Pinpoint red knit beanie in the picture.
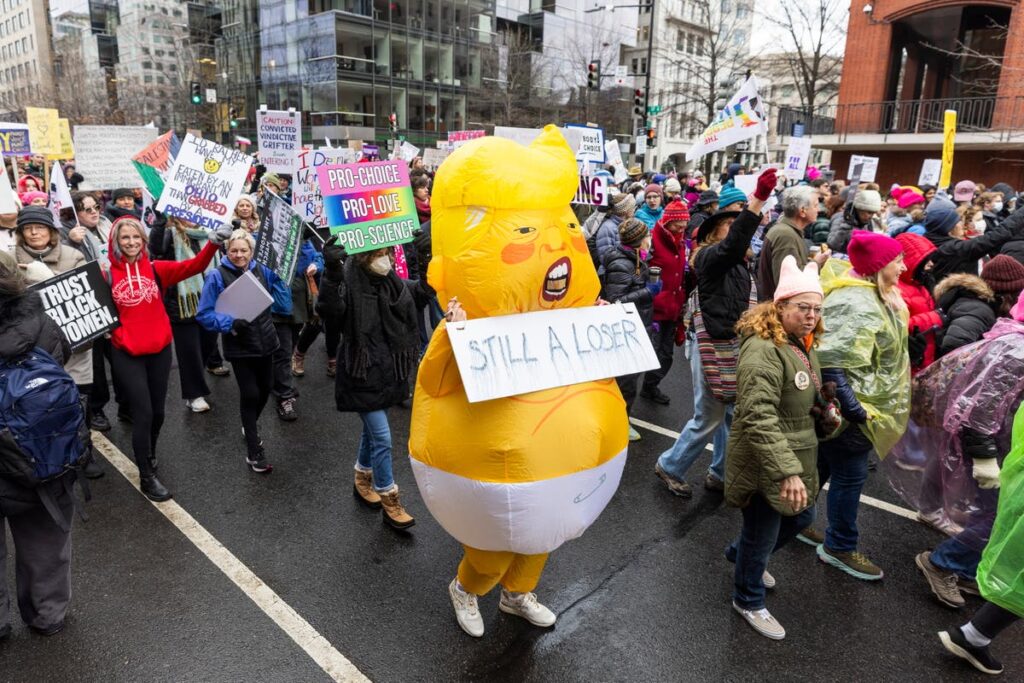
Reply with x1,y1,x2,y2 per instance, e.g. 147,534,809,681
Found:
848,230,903,276
981,254,1024,298
661,197,690,225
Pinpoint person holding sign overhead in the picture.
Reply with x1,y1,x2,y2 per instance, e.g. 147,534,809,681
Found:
105,216,231,501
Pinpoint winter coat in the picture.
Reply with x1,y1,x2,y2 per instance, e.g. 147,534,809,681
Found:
898,235,942,374
593,214,625,271
757,217,809,302
196,257,280,360
934,274,997,357
725,333,821,515
286,240,324,325
601,245,654,328
147,219,209,324
818,259,911,458
693,209,760,339
103,204,140,224
649,222,686,322
808,206,831,245
60,215,113,268
1000,232,1024,266
826,210,884,253
635,204,664,230
926,208,1023,280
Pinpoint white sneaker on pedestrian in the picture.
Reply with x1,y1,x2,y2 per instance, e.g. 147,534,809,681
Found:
732,601,786,640
186,397,211,413
449,579,484,638
917,509,963,536
628,426,642,442
499,589,557,627
762,569,776,590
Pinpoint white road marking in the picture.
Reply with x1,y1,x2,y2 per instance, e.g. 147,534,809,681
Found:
629,417,921,522
92,433,370,683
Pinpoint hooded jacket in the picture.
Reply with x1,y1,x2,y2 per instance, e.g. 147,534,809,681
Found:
106,228,219,356
934,274,997,357
635,203,664,230
895,234,942,373
649,219,686,322
926,206,1023,279
601,244,654,328
693,209,760,339
196,257,280,359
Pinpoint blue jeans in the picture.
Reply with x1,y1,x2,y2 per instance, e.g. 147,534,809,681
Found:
930,485,999,581
356,410,395,492
657,336,731,482
726,493,815,610
817,427,871,553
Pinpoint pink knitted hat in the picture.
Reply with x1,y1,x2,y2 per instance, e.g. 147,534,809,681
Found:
848,230,903,276
1011,288,1024,322
774,255,824,302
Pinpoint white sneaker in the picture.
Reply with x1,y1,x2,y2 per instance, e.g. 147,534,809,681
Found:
499,589,557,627
917,510,963,536
732,601,786,640
186,397,211,413
628,426,642,442
449,579,484,638
762,569,776,590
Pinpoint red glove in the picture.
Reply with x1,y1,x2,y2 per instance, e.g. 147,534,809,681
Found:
753,168,777,201
674,320,688,346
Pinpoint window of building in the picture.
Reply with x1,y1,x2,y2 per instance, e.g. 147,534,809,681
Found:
640,57,647,74
631,57,638,74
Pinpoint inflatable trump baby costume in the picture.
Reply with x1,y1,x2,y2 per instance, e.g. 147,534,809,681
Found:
409,125,630,637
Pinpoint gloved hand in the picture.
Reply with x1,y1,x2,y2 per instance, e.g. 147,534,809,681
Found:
231,318,250,334
323,235,347,273
646,280,663,296
21,261,54,285
753,168,778,201
972,458,1001,489
907,331,927,366
210,223,235,245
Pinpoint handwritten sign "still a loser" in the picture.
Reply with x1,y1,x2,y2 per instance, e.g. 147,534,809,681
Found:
447,303,659,403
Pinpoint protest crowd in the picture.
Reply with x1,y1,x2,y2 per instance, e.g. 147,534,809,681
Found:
2,111,1024,679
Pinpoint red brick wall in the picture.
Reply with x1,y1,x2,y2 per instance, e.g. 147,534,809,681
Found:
830,149,1024,191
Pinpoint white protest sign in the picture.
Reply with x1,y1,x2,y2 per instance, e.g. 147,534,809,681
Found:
256,109,302,174
604,140,628,183
635,135,647,157
74,125,159,189
783,137,813,180
574,173,609,206
564,124,605,163
446,303,659,403
422,147,449,171
919,159,942,187
492,127,541,147
0,160,16,214
847,155,879,183
398,141,420,162
48,161,76,226
214,270,273,322
733,169,778,213
292,147,356,229
157,134,253,230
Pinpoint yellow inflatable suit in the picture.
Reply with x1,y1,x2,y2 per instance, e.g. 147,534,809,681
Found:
409,125,629,602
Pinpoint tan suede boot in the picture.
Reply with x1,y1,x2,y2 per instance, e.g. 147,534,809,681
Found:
353,470,381,509
379,486,415,529
291,350,305,377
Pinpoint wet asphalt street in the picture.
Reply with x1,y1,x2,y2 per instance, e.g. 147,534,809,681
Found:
2,338,1021,682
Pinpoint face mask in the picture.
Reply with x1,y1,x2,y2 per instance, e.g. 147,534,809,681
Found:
974,219,987,231
993,201,1003,213
640,249,650,261
367,255,391,276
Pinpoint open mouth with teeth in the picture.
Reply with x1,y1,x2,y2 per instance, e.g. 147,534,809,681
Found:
542,257,571,302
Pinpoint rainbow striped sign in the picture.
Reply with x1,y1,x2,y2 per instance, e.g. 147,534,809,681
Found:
316,160,418,254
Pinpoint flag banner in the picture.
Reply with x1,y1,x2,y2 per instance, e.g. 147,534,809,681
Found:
49,161,76,226
132,131,181,199
29,261,120,351
255,190,305,284
686,76,768,161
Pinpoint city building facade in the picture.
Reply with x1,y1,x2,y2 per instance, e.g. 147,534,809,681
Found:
0,0,57,116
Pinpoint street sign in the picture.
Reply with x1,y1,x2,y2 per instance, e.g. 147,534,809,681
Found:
614,65,628,86
636,135,647,156
647,105,662,114
205,88,217,104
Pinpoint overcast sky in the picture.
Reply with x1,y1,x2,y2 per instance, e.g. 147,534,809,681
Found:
749,0,850,55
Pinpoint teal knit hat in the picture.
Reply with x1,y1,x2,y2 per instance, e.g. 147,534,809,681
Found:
717,184,747,208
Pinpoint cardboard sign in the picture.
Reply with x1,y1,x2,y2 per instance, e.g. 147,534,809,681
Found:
0,123,31,156
317,160,418,254
783,137,813,180
574,173,609,206
919,159,942,187
29,261,120,351
75,125,159,189
157,134,253,230
256,190,305,284
256,109,302,174
564,124,605,163
47,119,75,161
293,148,358,229
635,135,647,157
493,126,541,148
421,147,449,171
398,141,421,162
132,130,181,199
214,270,273,323
604,140,628,183
447,303,660,403
846,155,879,183
26,107,61,156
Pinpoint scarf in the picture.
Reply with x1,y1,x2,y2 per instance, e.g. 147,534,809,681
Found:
342,258,420,381
172,227,215,318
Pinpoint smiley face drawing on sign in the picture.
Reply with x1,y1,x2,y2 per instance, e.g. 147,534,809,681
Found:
204,156,222,174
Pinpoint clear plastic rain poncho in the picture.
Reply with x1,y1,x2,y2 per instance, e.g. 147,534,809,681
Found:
978,401,1024,618
818,259,911,458
885,318,1024,553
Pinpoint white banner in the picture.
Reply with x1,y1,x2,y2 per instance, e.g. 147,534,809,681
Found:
421,147,449,171
783,137,813,180
573,172,609,207
48,161,75,226
398,141,421,162
493,126,541,147
156,134,253,231
847,155,879,183
74,125,159,189
292,147,357,230
918,159,942,187
256,109,301,174
686,76,768,161
0,159,16,214
447,303,659,403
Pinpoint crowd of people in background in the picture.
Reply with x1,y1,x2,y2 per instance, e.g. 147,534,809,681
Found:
2,146,1024,677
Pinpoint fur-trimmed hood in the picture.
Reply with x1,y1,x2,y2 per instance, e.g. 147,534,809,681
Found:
934,273,994,302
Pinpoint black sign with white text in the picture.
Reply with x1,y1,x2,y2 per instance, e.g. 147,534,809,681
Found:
29,261,120,351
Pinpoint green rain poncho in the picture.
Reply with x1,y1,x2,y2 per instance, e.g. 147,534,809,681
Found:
977,402,1024,618
817,259,911,458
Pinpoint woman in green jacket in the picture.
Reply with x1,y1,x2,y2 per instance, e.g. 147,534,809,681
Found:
724,255,827,641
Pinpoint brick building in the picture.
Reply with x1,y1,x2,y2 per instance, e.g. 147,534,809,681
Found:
816,0,1024,190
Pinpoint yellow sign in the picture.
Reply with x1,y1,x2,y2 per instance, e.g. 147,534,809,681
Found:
25,107,61,155
939,109,956,189
48,118,75,160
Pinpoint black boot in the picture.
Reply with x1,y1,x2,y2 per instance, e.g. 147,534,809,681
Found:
140,475,172,502
90,410,111,432
83,456,105,479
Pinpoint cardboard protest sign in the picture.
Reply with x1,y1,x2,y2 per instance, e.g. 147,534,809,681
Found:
564,124,606,163
919,159,942,187
256,109,302,174
574,172,609,206
132,130,181,199
214,270,273,323
493,127,541,147
0,123,31,156
448,130,486,143
48,119,75,161
26,108,61,156
292,148,358,229
29,261,120,351
446,303,660,403
48,161,76,226
421,147,449,171
317,160,418,254
686,76,768,161
398,141,420,162
157,134,253,230
846,155,879,183
256,191,305,283
604,140,628,183
0,161,17,214
74,125,159,189
940,110,957,189
783,137,813,180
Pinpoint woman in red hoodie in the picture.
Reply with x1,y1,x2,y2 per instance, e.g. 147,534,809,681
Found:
106,216,230,501
894,232,944,374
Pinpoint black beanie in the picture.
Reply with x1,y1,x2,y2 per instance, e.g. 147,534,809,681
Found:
16,206,56,231
112,188,135,202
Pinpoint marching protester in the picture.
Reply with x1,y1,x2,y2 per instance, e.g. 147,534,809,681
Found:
635,183,664,229
104,189,141,222
893,233,943,374
827,190,884,253
593,192,636,270
284,238,324,377
197,229,281,473
105,216,229,501
688,190,718,237
232,196,260,234
655,170,774,497
932,270,998,358
924,198,1022,280
757,185,827,300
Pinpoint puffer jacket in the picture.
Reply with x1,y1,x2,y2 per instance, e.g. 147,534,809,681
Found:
724,333,820,515
808,205,831,245
826,209,884,253
593,214,625,271
196,257,280,360
1000,232,1024,265
649,221,686,322
934,274,997,357
895,233,942,373
601,245,654,328
693,209,760,339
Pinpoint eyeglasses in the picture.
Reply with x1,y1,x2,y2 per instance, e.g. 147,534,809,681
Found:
790,303,823,316
81,205,99,213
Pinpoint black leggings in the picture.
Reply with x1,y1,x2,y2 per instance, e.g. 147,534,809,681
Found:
171,321,216,400
973,602,1020,639
296,317,341,360
110,345,172,477
232,357,274,453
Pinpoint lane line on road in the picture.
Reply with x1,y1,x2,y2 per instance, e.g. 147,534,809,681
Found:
629,417,920,523
92,433,370,683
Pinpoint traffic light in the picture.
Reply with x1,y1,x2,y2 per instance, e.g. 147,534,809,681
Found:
190,81,202,105
647,127,656,143
389,112,398,134
229,107,239,129
587,61,601,90
633,89,644,117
